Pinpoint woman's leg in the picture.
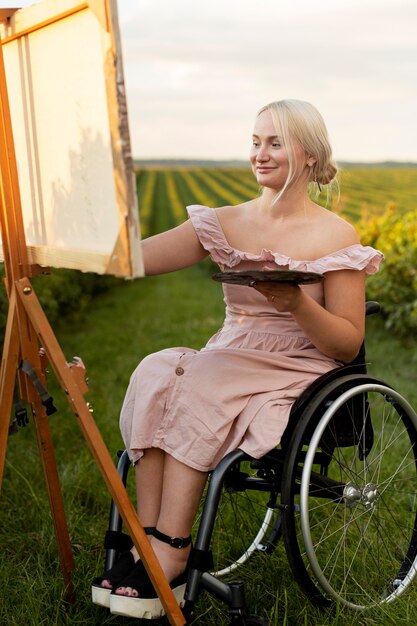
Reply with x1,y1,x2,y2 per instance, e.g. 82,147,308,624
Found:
129,448,165,560
116,453,208,597
151,453,208,579
100,447,165,589
136,448,165,521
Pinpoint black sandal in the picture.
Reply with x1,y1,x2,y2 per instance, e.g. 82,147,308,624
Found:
109,529,191,620
91,527,155,609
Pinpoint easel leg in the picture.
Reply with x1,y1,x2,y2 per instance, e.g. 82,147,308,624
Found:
0,291,19,489
0,291,76,600
16,278,186,626
30,395,76,602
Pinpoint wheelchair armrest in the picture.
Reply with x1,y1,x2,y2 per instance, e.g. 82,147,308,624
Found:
365,301,380,316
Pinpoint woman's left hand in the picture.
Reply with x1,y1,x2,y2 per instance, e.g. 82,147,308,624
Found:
250,281,302,312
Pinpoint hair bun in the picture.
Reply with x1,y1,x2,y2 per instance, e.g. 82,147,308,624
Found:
315,160,337,185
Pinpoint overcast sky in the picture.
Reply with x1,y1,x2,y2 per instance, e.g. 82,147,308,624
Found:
5,0,417,162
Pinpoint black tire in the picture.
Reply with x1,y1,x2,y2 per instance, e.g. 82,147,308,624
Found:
281,374,417,609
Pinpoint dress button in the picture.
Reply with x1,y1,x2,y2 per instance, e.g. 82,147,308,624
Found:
175,367,185,376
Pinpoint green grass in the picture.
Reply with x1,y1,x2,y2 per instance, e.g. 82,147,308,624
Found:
1,263,417,625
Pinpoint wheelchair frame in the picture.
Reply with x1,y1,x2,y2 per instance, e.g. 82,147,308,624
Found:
103,304,417,625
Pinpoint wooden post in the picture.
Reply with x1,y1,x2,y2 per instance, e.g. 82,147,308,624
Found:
0,290,19,486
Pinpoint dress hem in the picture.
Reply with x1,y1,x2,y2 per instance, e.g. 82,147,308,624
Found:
129,444,215,473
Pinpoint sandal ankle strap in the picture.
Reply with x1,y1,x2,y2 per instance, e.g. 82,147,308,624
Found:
103,527,154,553
153,528,192,549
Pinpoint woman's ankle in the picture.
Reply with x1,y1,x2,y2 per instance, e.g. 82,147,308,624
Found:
149,537,190,581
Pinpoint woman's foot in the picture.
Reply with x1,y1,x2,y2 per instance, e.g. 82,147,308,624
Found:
109,530,191,619
115,534,191,597
91,527,155,608
92,550,136,608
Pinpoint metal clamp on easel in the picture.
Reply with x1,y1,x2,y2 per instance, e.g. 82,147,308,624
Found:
19,359,57,416
8,388,28,436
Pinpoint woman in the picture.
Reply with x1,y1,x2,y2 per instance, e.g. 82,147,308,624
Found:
92,99,383,619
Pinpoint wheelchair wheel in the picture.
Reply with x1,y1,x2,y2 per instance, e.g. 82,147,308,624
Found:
282,374,417,610
195,456,282,577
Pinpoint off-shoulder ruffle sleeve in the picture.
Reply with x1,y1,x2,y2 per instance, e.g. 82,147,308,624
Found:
187,204,384,275
186,204,242,266
290,245,384,275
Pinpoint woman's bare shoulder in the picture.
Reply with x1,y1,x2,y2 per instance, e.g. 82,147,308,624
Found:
316,207,360,251
215,199,257,220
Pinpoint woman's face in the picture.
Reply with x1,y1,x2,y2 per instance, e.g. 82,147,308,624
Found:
249,109,308,191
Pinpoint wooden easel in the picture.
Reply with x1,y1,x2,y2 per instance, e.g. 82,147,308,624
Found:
0,34,186,626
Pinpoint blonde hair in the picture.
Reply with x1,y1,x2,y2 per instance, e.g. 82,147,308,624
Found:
257,99,338,201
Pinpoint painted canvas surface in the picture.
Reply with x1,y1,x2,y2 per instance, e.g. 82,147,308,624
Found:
0,0,143,277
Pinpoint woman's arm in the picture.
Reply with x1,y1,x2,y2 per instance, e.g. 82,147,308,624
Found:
292,269,365,362
254,269,366,363
142,220,209,275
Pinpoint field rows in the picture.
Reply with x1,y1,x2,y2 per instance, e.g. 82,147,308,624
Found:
136,167,417,237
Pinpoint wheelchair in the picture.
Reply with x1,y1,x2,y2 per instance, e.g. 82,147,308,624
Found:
103,302,417,625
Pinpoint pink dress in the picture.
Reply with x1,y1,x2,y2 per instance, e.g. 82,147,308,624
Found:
120,205,383,472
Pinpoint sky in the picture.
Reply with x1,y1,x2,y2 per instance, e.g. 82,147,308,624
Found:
4,0,417,162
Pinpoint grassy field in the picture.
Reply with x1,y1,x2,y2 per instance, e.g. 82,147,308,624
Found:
1,263,417,626
136,166,417,237
1,166,417,625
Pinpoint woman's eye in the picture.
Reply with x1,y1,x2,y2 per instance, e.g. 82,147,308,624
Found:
272,142,281,148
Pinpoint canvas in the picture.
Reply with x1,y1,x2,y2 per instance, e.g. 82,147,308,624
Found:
0,0,143,277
